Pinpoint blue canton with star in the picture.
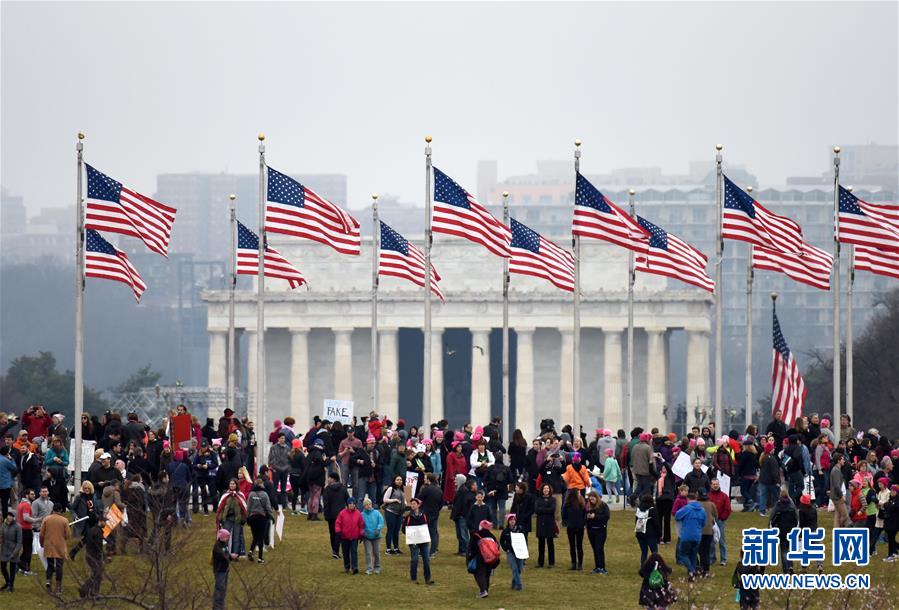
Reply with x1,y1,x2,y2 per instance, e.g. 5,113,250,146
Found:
237,221,260,250
433,168,471,209
636,216,668,250
85,164,122,203
380,222,409,255
267,167,306,208
724,175,756,218
510,218,541,253
85,229,117,254
575,173,612,212
773,310,792,359
838,186,864,215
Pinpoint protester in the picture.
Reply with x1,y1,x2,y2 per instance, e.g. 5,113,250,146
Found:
382,474,406,555
708,477,732,567
499,513,525,590
638,553,677,609
323,471,348,560
215,479,247,560
675,492,705,580
635,494,661,567
361,497,384,574
246,477,275,564
769,489,799,574
535,483,557,568
468,518,499,598
69,512,104,599
335,497,364,574
0,510,22,592
563,489,586,570
403,497,434,585
16,489,35,575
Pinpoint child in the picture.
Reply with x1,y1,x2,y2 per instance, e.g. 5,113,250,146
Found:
797,494,823,571
499,513,525,590
638,552,677,609
334,497,364,574
732,556,764,610
602,449,622,502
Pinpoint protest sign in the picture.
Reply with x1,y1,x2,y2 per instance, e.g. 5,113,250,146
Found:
172,413,193,450
276,510,285,541
103,504,125,538
403,471,418,504
323,399,353,425
68,440,96,472
716,472,731,496
511,532,529,559
405,524,431,545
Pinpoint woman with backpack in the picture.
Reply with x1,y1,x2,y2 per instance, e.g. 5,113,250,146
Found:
246,478,274,563
467,519,499,599
638,552,678,610
635,494,661,567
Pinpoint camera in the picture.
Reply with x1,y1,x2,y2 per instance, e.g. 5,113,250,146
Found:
539,418,556,435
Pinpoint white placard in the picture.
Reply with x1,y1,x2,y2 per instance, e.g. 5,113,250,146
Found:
671,452,693,480
67,440,96,472
405,524,431,545
324,399,353,425
510,532,529,559
716,472,731,496
275,510,285,541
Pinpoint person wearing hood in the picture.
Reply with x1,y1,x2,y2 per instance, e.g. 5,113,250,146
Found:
246,477,274,563
287,439,308,515
361,497,384,574
69,512,104,599
335,497,364,574
306,438,328,521
443,439,469,504
122,474,148,554
769,489,798,573
323,472,348,559
674,492,706,579
212,528,233,610
409,443,433,498
757,443,781,517
0,509,21,592
417,473,443,556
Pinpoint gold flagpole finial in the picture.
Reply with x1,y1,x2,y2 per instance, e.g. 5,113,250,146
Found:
424,135,432,143
77,132,85,140
771,292,778,302
258,133,266,142
833,145,841,154
371,193,379,200
715,143,723,151
574,139,582,147
628,189,636,196
229,194,236,201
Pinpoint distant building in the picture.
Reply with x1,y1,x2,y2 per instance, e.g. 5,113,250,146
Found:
476,155,896,413
1,188,26,235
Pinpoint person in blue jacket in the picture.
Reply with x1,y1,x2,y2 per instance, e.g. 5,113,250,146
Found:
361,497,385,574
674,492,706,580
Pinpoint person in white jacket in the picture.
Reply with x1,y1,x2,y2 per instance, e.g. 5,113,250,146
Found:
469,440,495,489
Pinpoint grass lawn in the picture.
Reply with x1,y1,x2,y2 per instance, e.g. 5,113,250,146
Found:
11,505,899,609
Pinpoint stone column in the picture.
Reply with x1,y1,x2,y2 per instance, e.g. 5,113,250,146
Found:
378,328,399,422
516,328,535,440
646,328,669,433
207,330,227,389
429,329,444,425
289,328,310,428
334,328,353,401
686,329,711,422
470,328,491,426
604,329,624,430
559,329,574,428
246,330,258,423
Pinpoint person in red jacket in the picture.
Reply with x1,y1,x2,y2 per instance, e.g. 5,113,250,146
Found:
848,480,868,524
21,406,52,440
335,497,364,574
708,478,732,566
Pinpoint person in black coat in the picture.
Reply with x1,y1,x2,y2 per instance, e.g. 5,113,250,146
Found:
525,440,542,492
510,482,535,538
634,494,661,567
451,479,475,555
769,491,798,573
69,512,105,599
322,472,348,559
417,474,444,556
534,484,557,568
563,490,586,570
585,491,610,573
467,521,498,598
465,489,494,535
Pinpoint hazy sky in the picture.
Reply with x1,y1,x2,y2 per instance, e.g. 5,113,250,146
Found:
2,1,896,213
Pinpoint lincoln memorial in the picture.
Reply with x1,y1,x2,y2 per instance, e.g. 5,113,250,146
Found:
204,235,712,439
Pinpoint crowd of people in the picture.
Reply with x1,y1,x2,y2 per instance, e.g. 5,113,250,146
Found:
0,403,896,608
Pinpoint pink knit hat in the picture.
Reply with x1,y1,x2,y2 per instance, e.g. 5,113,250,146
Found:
217,528,230,541
639,432,652,442
366,435,376,443
605,448,614,456
454,431,465,441
478,519,492,530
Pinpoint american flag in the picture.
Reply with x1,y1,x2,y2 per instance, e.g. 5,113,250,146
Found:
635,215,714,292
85,164,177,257
723,176,804,252
572,173,647,252
265,167,361,256
378,222,444,301
236,221,306,289
510,218,575,292
432,167,511,258
854,245,899,279
772,303,805,428
837,187,899,251
752,241,834,290
84,229,147,301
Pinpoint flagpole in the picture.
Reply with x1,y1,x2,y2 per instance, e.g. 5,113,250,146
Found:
626,189,636,435
745,186,754,431
832,146,841,430
422,135,433,430
371,193,380,415
257,133,267,464
573,139,581,435
73,132,85,490
501,191,510,443
845,186,854,424
228,193,237,417
714,143,724,432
